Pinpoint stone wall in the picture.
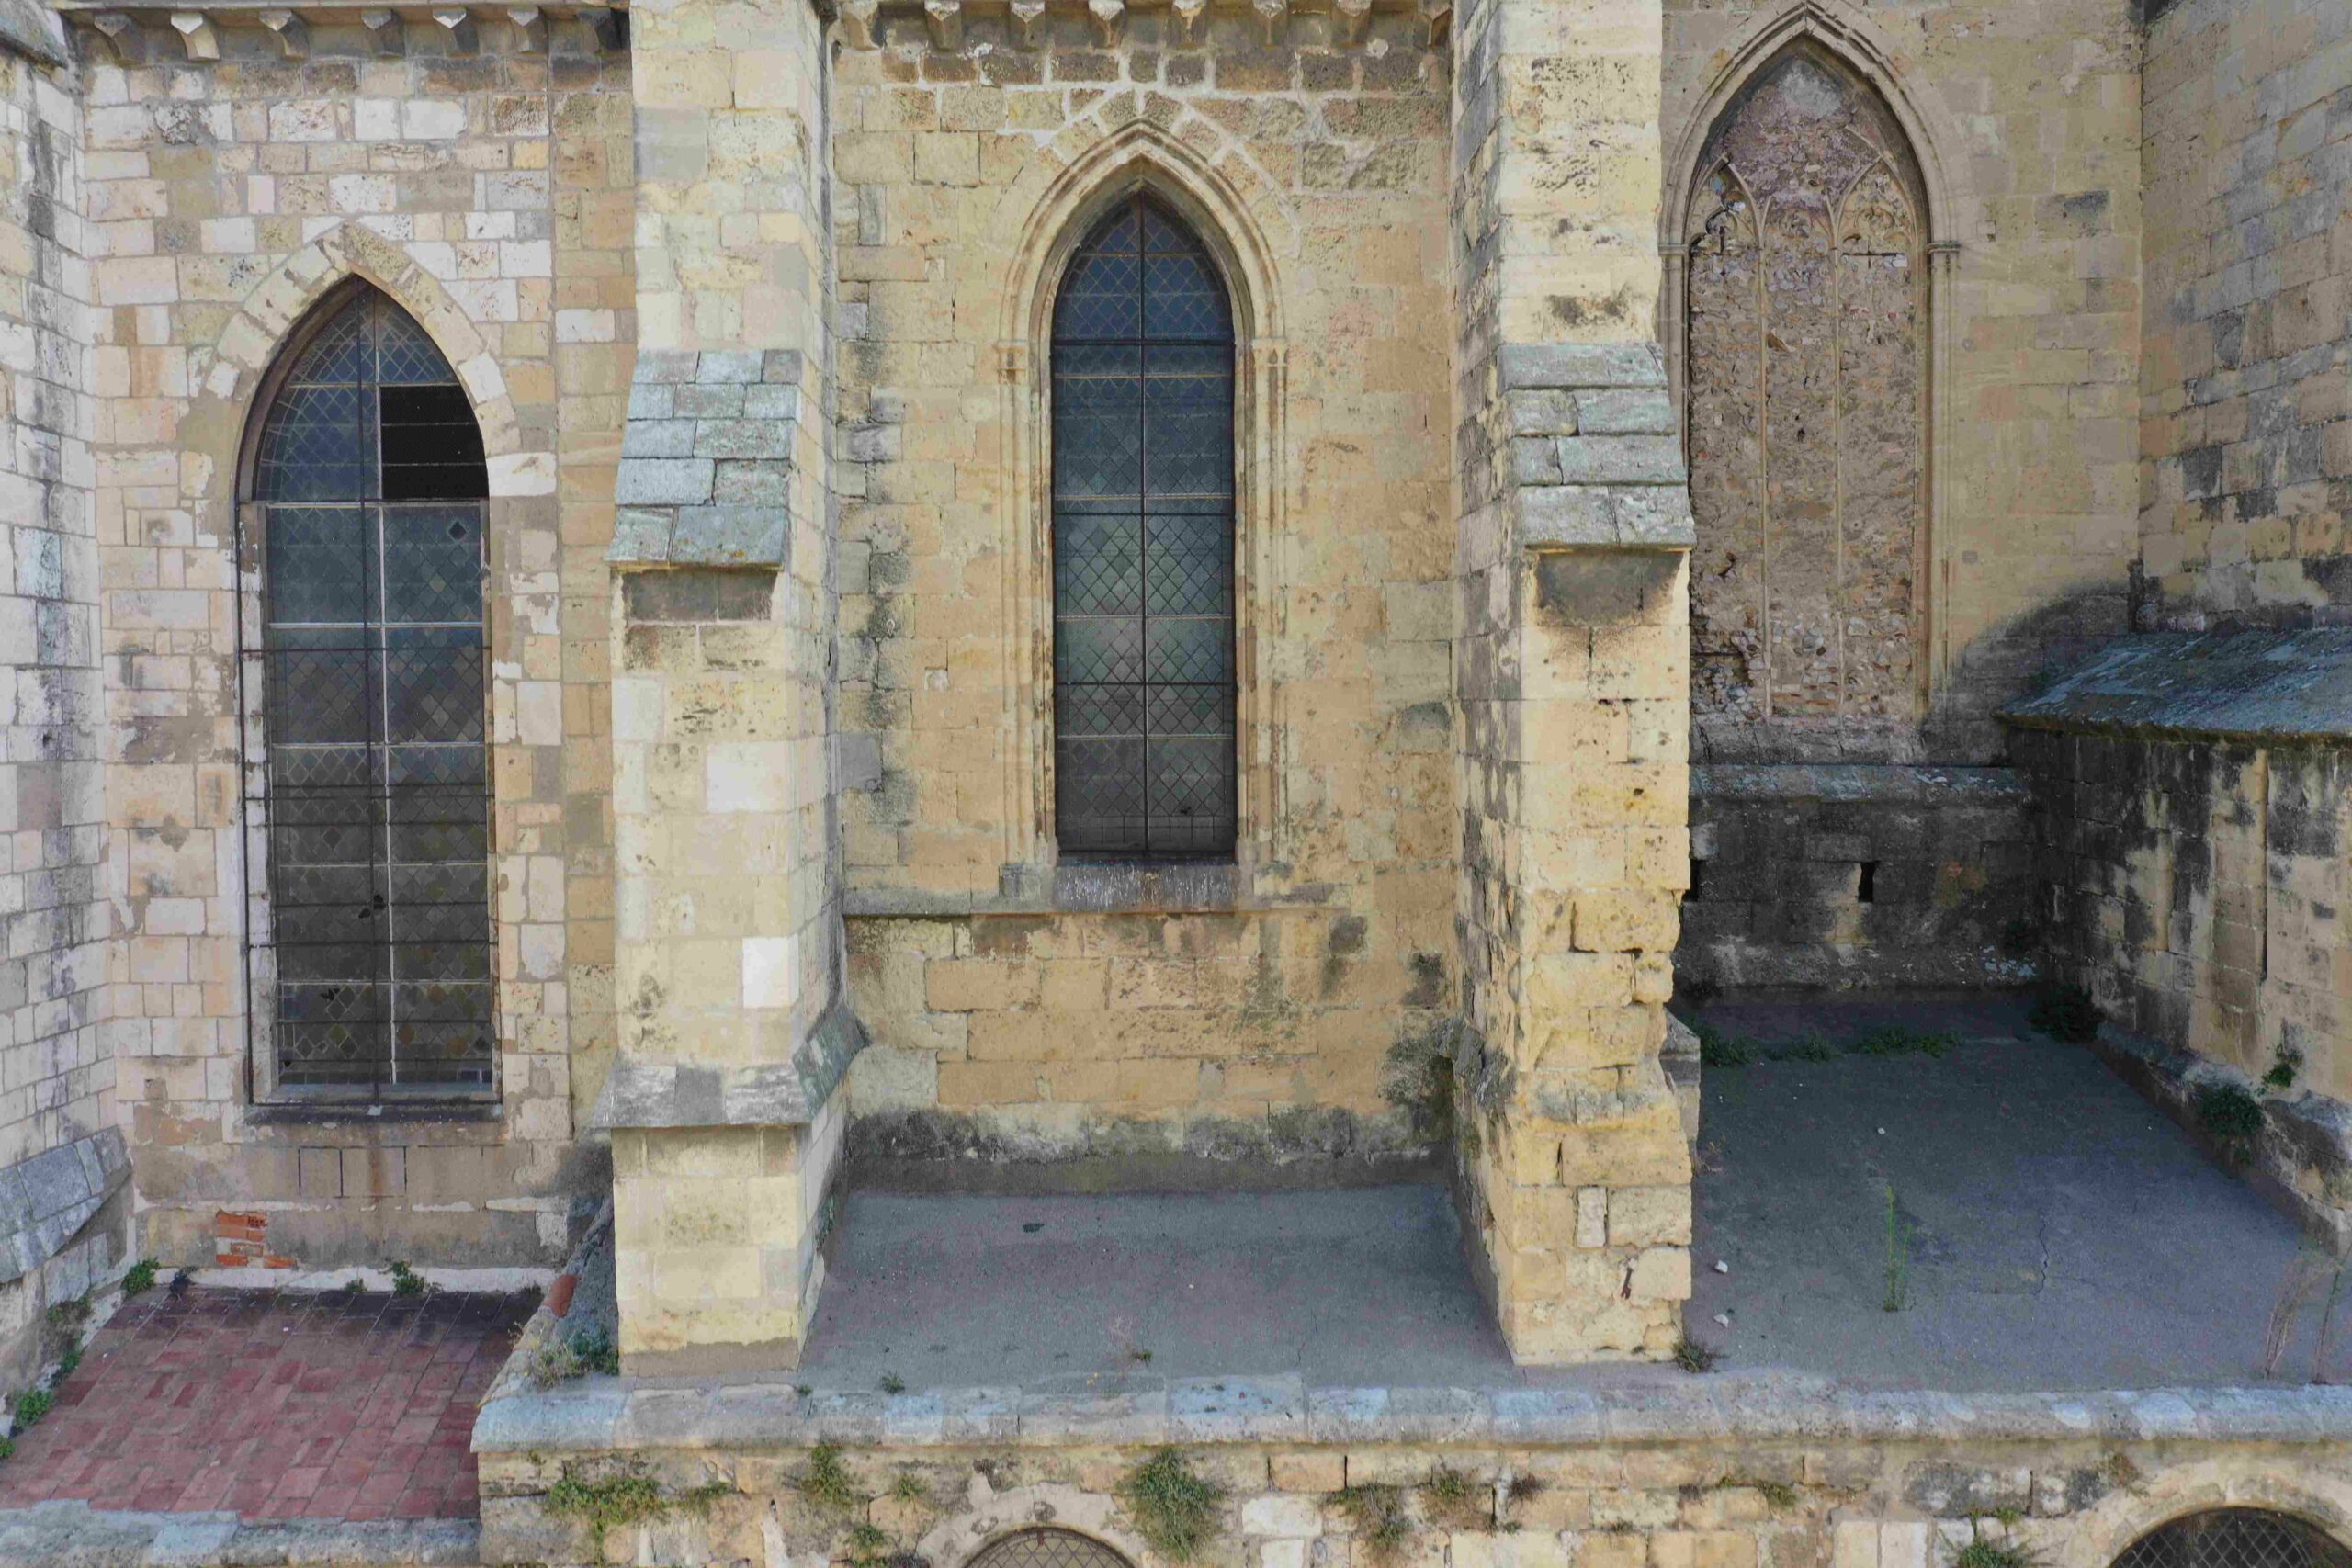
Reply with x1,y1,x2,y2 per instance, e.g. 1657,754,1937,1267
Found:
2007,629,2352,1249
2138,0,2352,626
475,1397,2352,1568
831,14,1460,1172
1680,766,2036,995
1657,0,2142,994
0,28,125,1388
74,9,635,1269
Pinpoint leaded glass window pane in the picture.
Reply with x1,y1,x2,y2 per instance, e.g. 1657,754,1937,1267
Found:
1052,195,1237,857
250,288,493,1097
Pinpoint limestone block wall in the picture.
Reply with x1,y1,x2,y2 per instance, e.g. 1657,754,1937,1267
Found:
1657,0,2143,994
2138,0,2352,626
477,1416,2352,1568
1680,766,2036,995
831,16,1460,1171
2007,629,2352,1249
74,10,636,1269
0,32,125,1386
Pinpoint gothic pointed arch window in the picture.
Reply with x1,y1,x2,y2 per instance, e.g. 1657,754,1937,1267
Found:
1683,45,1928,735
1050,191,1238,857
242,282,494,1099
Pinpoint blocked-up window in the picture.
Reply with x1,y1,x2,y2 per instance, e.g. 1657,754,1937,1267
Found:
1050,193,1238,857
1684,47,1928,728
244,285,493,1098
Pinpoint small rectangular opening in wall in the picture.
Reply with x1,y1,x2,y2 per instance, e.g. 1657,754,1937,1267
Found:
1857,862,1878,903
1688,859,1705,901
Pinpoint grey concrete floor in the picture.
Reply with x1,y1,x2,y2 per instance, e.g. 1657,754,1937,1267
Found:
789,1004,2346,1393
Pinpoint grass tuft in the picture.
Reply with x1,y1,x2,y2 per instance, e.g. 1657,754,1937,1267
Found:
1883,1185,1912,1313
879,1373,907,1394
1693,1021,1754,1068
2196,1083,2265,1160
1954,1540,2040,1568
802,1443,863,1513
526,1327,621,1390
1332,1484,1412,1565
1120,1449,1225,1562
388,1261,426,1298
1422,1465,1487,1529
547,1464,729,1554
889,1472,933,1506
12,1388,52,1430
2026,986,2100,1044
120,1258,159,1297
1851,1025,1953,1059
1671,1336,1718,1374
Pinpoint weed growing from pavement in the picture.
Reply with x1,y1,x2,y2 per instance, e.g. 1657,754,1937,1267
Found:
388,1261,426,1297
1883,1185,1912,1313
1672,1335,1718,1373
120,1258,159,1296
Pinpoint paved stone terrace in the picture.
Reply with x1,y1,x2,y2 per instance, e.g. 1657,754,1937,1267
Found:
0,1285,535,1522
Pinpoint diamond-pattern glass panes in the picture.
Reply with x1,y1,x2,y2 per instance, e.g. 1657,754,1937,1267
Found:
1051,194,1237,857
250,285,492,1099
2113,1514,2352,1568
970,1533,1136,1568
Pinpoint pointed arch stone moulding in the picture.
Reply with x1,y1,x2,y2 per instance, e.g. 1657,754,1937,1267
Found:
1660,2,1967,700
987,118,1295,890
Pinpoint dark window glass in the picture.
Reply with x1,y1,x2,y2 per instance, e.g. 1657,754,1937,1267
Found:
2113,1514,2352,1568
250,288,492,1097
1051,195,1236,857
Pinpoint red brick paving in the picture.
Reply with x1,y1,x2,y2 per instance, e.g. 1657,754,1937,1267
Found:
0,1284,536,1523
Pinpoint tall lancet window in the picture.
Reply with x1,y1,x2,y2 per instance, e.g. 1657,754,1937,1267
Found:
1051,193,1238,857
245,284,493,1097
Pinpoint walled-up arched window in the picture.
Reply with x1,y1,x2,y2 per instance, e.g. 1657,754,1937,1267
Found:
1050,192,1237,857
2113,1512,2352,1568
1684,46,1928,732
244,283,493,1098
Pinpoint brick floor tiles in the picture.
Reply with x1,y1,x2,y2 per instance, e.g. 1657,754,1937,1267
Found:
0,1284,537,1522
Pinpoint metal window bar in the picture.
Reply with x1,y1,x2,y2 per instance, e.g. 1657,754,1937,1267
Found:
2113,1515,2352,1568
1050,192,1238,857
237,289,495,1100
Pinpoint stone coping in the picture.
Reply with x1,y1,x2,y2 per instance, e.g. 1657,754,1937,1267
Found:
591,1001,865,1131
2002,627,2352,742
1691,763,2030,803
0,1502,475,1568
0,1128,130,1288
474,1374,2352,1455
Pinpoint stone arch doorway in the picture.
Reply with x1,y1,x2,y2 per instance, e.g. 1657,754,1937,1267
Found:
1681,42,1931,750
2112,1513,2352,1568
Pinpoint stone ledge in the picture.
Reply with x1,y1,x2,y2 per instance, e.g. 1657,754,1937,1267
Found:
1691,763,2032,805
843,863,1343,918
592,1000,866,1131
474,1374,2352,1455
0,1503,476,1568
2002,628,2352,743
